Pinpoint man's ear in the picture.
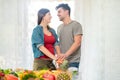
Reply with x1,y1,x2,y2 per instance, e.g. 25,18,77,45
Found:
66,10,69,15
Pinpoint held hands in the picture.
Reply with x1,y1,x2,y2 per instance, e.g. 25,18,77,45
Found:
56,53,68,64
55,54,69,70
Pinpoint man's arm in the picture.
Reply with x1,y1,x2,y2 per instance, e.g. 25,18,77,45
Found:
55,45,61,55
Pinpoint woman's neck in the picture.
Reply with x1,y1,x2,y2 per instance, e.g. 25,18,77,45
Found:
40,23,48,30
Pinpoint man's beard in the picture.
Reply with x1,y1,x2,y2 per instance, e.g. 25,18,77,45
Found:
59,17,64,21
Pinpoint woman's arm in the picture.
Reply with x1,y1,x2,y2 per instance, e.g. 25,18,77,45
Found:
39,45,57,60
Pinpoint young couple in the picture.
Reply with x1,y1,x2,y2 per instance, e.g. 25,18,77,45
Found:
31,3,83,70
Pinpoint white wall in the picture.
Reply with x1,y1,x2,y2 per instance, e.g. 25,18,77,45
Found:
104,0,120,80
0,0,32,69
75,0,120,80
0,0,18,68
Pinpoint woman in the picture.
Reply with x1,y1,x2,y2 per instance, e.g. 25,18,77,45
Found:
31,8,61,70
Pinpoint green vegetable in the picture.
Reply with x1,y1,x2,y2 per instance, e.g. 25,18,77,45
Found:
22,73,36,80
59,60,69,71
10,71,18,77
2,68,12,74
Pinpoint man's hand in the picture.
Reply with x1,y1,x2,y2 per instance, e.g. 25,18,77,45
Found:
57,53,68,62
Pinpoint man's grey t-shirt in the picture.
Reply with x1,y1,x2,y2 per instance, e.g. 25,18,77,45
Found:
57,20,83,63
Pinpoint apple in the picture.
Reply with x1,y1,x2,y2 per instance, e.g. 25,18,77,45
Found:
42,72,55,80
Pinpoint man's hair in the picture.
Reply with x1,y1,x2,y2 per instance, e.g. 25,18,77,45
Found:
56,3,71,16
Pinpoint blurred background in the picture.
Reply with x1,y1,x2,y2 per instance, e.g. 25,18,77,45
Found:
0,0,120,80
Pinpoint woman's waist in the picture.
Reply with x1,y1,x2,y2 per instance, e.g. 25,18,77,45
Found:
35,57,52,60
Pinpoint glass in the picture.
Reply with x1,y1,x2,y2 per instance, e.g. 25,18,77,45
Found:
68,67,79,80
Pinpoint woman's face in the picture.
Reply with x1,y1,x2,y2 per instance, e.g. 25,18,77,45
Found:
43,12,52,23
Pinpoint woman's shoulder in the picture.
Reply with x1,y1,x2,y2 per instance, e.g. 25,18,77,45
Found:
49,28,57,36
49,28,55,32
33,25,43,31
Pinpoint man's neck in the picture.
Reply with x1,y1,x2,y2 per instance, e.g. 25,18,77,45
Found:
63,16,72,25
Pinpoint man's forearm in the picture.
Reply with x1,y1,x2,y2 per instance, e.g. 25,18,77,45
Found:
55,45,61,55
65,42,81,57
65,34,82,57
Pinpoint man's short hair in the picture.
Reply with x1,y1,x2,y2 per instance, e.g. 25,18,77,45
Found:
56,3,71,16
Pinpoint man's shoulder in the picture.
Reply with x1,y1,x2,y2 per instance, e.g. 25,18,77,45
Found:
58,24,64,30
71,20,82,28
58,23,64,27
72,20,81,25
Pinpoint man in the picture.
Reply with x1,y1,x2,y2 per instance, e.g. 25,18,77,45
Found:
56,3,83,68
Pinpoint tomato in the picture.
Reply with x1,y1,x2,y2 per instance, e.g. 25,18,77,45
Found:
42,72,55,80
0,72,5,77
5,74,18,80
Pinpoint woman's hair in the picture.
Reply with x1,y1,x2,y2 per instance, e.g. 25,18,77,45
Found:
37,8,50,29
56,3,71,16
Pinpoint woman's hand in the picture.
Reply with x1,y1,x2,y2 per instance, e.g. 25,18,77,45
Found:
57,53,68,61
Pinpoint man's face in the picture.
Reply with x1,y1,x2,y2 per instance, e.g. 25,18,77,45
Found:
57,8,67,21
